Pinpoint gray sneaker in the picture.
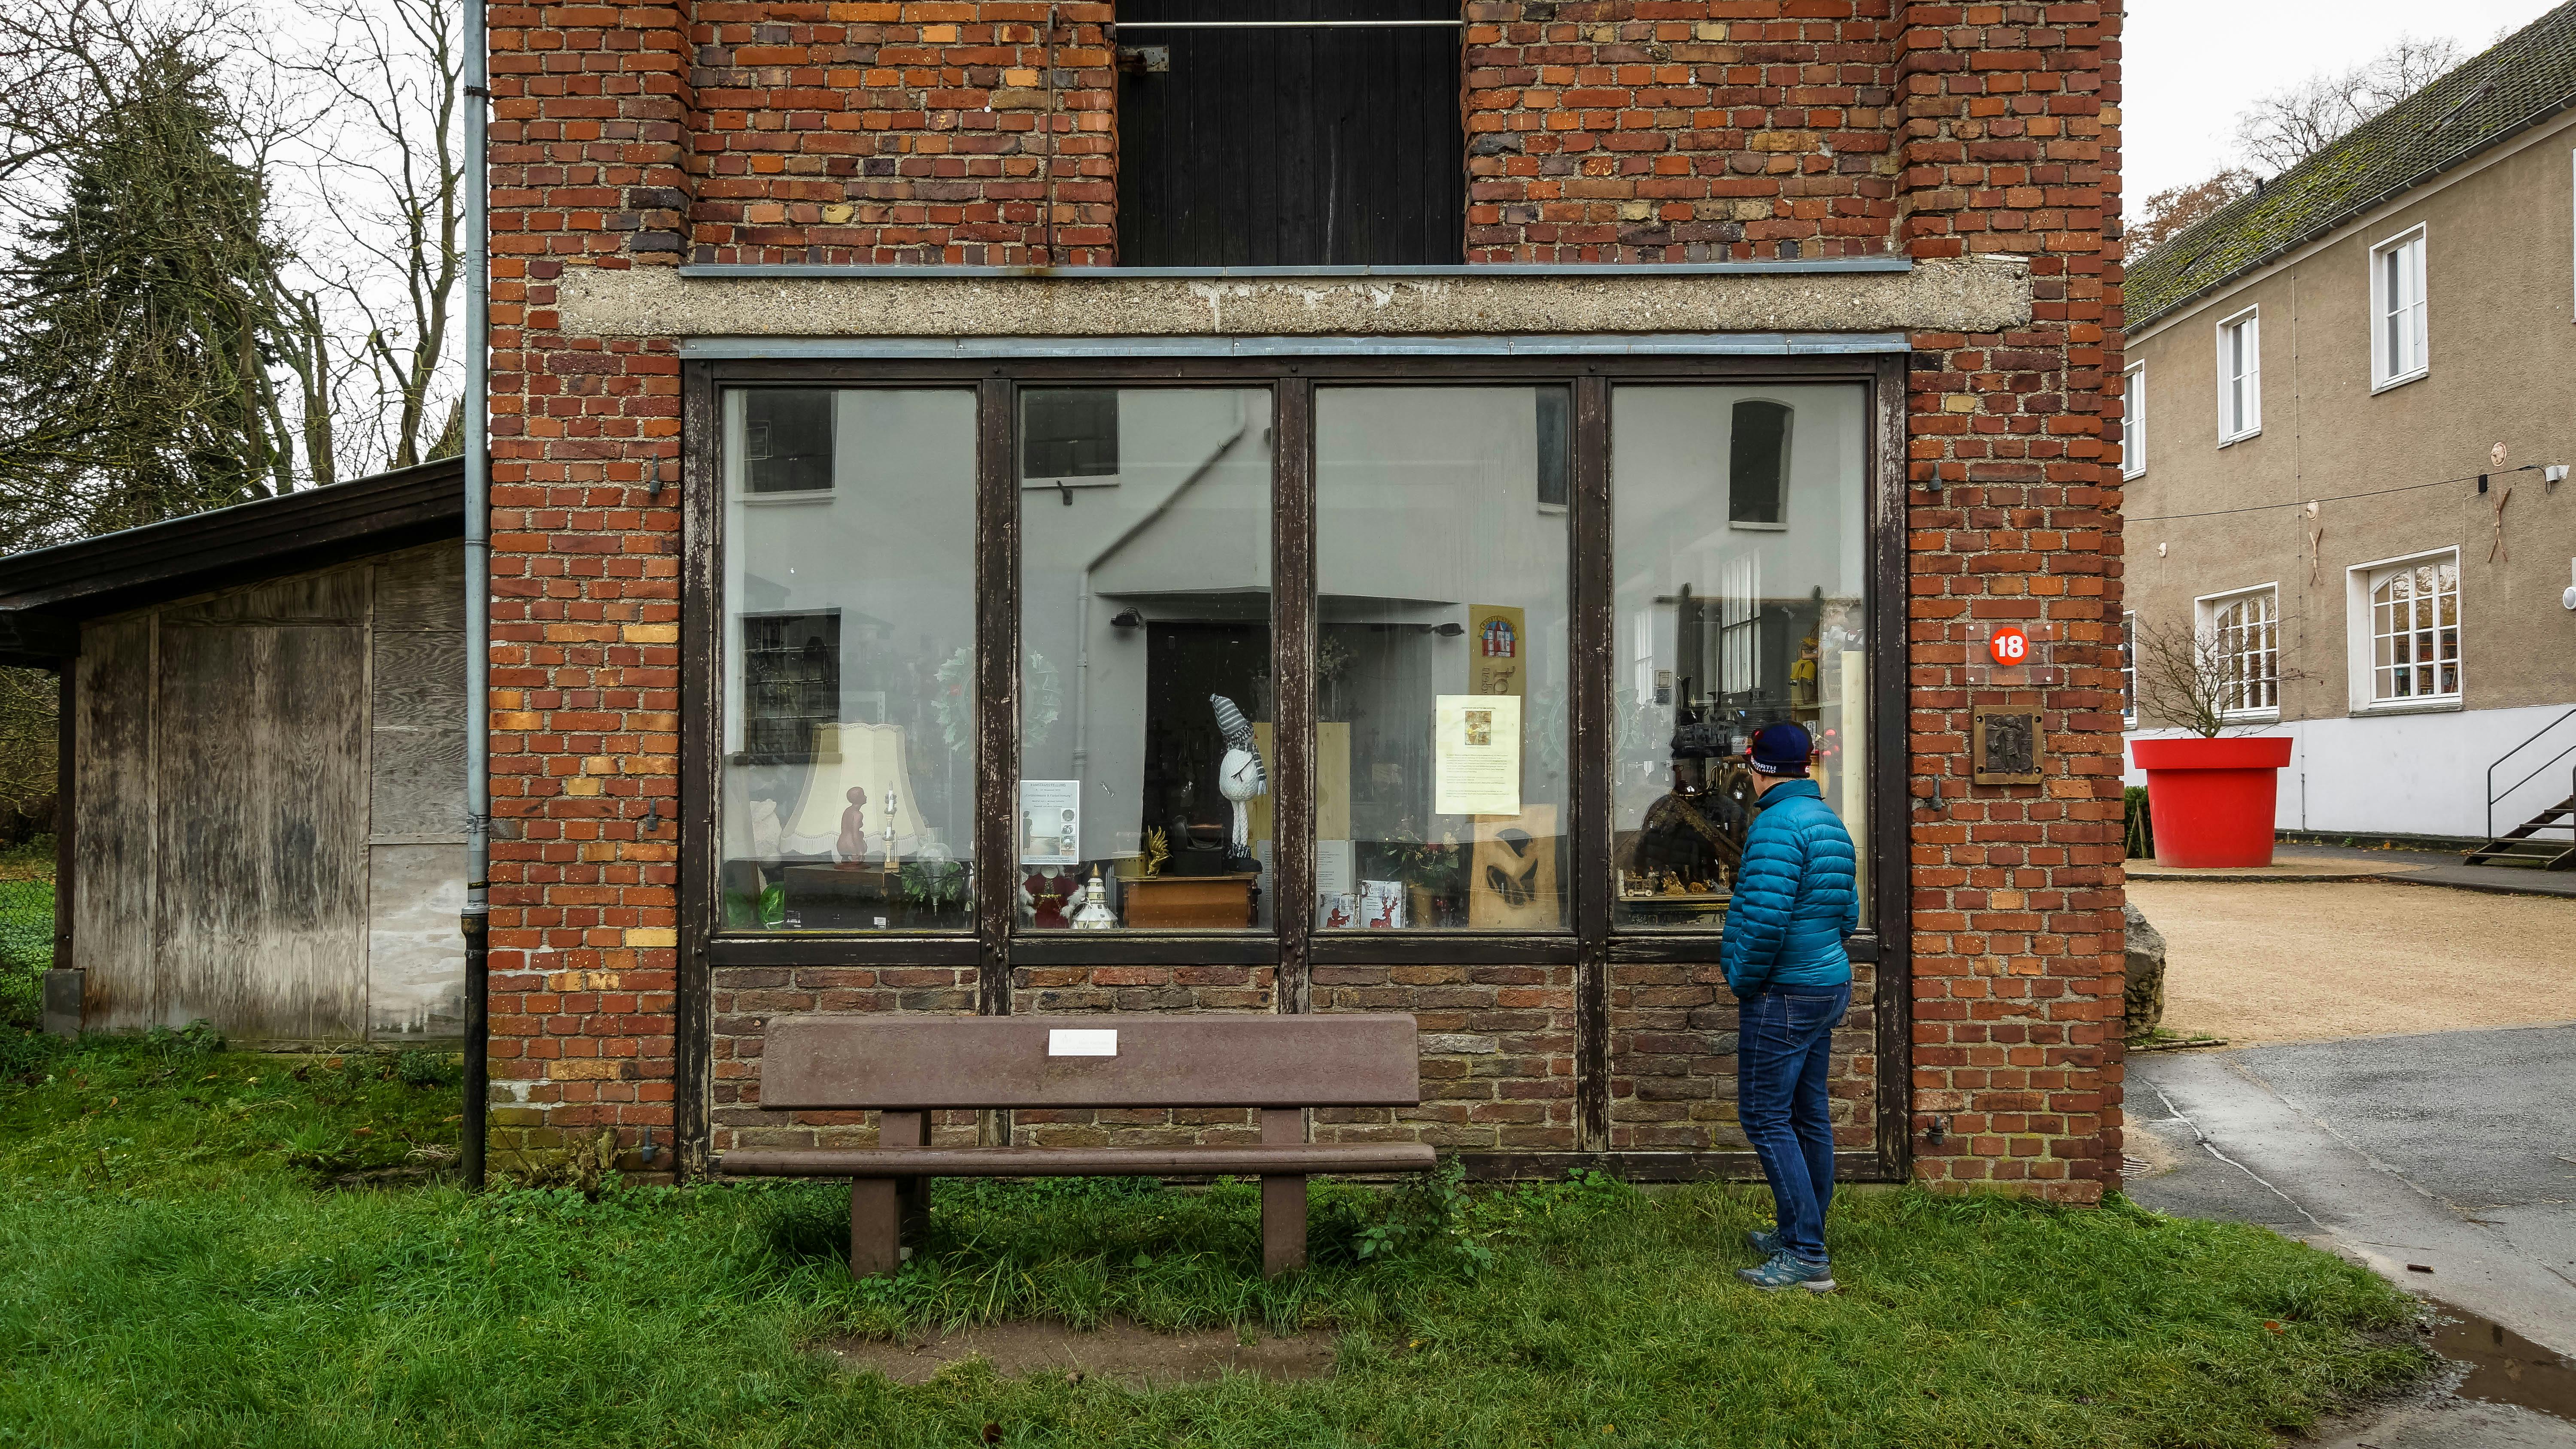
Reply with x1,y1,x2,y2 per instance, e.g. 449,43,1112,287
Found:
1746,1228,1782,1258
1738,1250,1835,1293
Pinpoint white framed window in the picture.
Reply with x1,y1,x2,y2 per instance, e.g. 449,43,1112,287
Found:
2215,307,2260,443
2120,364,2145,478
2349,552,2461,707
2120,610,2137,723
2196,586,2280,718
2370,226,2428,389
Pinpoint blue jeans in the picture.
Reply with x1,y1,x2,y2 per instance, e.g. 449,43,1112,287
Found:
1737,984,1851,1265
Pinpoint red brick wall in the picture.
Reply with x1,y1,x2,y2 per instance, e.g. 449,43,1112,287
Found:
483,0,692,1165
689,1,1114,264
1463,0,1902,262
1897,1,2123,1203
485,0,2123,1199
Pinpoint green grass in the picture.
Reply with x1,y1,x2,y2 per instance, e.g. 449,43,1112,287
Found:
0,1031,2433,1448
0,871,52,1034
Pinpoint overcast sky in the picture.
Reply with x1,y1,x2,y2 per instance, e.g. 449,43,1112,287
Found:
2124,0,2565,206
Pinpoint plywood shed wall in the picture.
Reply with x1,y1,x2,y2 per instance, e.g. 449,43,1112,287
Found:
71,543,467,1045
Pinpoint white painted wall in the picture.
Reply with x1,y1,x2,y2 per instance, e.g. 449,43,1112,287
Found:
2123,700,2576,839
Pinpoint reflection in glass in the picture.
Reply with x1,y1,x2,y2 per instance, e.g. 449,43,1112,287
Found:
720,389,979,931
1613,385,1869,931
1315,388,1571,932
1018,389,1275,931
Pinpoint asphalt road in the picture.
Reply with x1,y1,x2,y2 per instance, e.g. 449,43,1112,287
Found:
2129,1025,2576,1447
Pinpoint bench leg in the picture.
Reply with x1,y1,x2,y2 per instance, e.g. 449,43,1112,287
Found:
849,1109,928,1280
1260,1107,1306,1279
882,1110,931,1255
850,1178,901,1278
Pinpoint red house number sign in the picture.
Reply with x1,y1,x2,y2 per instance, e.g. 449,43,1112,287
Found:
1987,627,2031,667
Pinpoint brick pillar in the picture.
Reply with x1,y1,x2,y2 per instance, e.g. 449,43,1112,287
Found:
485,0,695,1173
1897,1,2123,1202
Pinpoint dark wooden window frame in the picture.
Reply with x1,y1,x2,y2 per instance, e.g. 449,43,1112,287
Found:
679,353,1913,1179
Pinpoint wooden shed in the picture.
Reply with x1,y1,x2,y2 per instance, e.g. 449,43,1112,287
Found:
0,461,466,1046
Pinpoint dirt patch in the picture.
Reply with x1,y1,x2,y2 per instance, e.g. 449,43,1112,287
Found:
2128,879,2576,1046
830,1319,1337,1388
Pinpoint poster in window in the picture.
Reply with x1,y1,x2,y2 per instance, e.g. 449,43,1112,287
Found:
1434,694,1521,816
1467,604,1526,697
1019,779,1081,865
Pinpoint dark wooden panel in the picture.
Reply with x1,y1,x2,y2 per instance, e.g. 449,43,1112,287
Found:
373,543,467,633
158,562,371,627
1117,0,1464,266
73,614,153,1020
761,1012,1423,1109
154,623,370,1042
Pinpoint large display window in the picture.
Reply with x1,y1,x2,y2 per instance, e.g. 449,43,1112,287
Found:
693,359,1902,973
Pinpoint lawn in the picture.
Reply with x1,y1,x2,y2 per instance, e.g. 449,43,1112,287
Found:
0,1028,2433,1448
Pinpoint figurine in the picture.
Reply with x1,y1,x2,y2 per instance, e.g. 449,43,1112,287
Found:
1210,694,1268,873
1141,827,1170,878
1069,867,1117,930
834,786,869,868
1024,870,1074,929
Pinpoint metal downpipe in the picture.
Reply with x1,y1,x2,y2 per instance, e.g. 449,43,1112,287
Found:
460,0,492,1190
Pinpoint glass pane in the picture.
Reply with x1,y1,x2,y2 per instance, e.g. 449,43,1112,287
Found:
1728,400,1792,524
1314,387,1572,932
1613,384,1870,932
1018,388,1275,931
720,389,978,931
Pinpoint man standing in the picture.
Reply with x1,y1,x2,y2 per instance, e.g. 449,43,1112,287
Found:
1719,721,1858,1291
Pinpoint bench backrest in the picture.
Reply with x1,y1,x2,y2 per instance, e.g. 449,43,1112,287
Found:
759,1013,1422,1110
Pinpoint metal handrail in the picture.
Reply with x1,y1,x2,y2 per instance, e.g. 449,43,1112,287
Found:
2485,704,2576,841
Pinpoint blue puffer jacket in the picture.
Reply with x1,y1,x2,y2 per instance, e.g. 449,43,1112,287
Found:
1719,779,1859,999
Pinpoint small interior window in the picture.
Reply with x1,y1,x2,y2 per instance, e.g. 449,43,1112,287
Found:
1728,400,1793,525
743,390,835,494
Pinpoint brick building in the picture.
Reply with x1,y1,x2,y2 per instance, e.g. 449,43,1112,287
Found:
482,1,2129,1200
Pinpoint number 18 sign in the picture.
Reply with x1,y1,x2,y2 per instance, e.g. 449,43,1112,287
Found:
1987,626,2032,667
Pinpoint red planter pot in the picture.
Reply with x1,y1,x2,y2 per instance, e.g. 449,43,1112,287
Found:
2130,736,2294,869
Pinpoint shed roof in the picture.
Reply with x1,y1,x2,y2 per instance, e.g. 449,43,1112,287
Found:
2128,2,2576,330
0,458,463,662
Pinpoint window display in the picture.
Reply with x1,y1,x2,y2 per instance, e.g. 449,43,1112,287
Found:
1018,388,1276,930
718,388,978,931
1613,385,1871,931
703,367,1891,951
1315,387,1571,932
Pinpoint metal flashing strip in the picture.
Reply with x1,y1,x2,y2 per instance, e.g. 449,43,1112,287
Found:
674,258,1914,282
681,333,1914,361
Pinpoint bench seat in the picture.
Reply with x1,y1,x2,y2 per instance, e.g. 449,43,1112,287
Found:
716,1142,1437,1179
728,1011,1433,1278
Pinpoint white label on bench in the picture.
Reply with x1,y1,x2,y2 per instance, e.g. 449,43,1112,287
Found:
1048,1028,1118,1057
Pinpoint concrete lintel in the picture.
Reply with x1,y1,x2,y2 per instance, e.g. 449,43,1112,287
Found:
679,331,1914,361
556,257,2030,340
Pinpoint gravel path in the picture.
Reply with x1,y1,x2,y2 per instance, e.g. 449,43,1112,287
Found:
2128,878,2576,1046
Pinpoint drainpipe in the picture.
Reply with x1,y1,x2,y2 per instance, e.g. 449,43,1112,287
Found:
460,0,492,1190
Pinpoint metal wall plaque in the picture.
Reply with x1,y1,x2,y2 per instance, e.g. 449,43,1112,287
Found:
1971,705,2045,785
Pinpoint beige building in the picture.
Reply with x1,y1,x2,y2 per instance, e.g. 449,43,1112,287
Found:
2123,5,2576,851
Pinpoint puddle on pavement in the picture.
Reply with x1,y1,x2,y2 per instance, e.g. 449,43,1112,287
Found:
2427,1303,2576,1422
830,1319,1337,1388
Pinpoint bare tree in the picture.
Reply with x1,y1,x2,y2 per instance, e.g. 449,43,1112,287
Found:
2235,36,2467,174
273,0,465,472
2128,167,2258,257
2131,617,2305,739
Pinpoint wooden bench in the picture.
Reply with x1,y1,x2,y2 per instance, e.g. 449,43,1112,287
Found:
714,1013,1437,1278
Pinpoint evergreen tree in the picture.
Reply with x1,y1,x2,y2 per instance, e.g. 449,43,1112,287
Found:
0,42,294,546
